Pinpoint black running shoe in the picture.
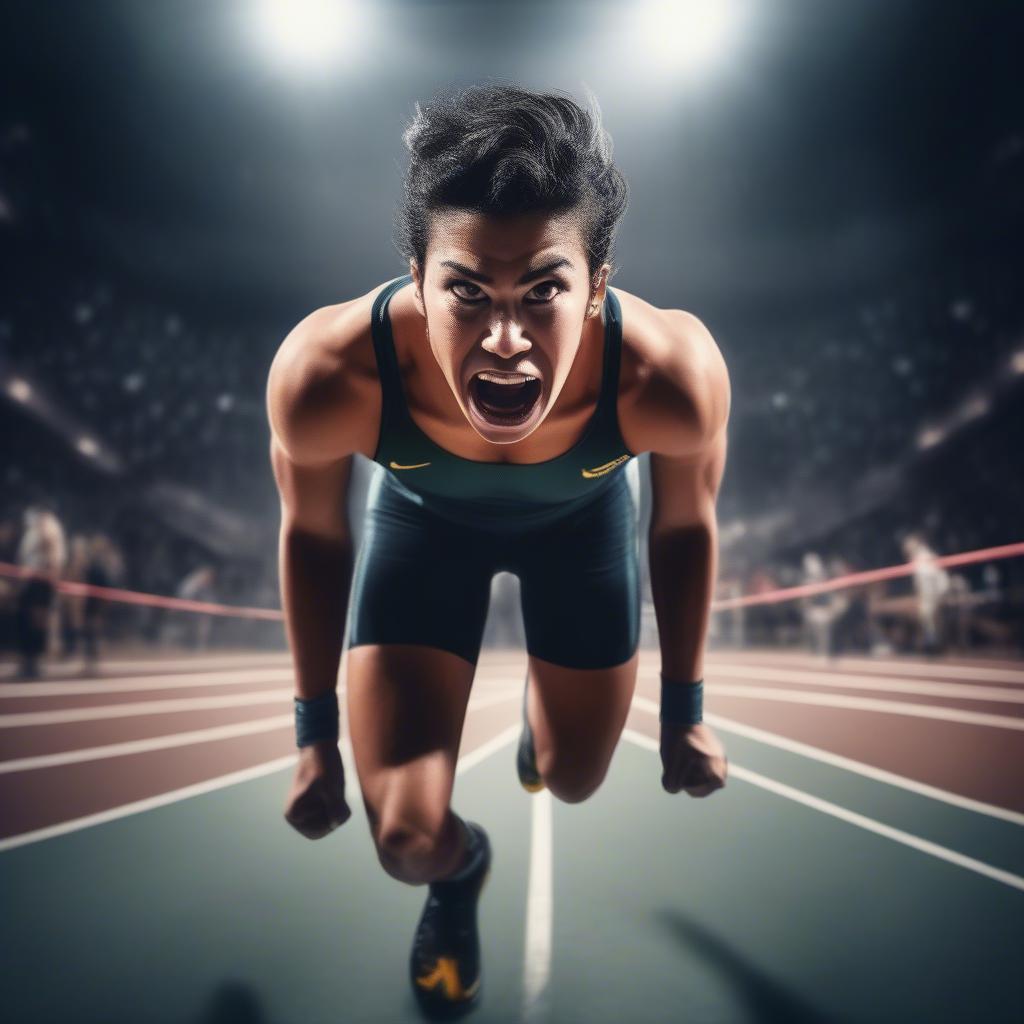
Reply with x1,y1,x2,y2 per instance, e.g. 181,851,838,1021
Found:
516,685,545,793
410,821,491,1019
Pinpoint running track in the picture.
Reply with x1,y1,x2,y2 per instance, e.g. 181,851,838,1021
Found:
1,648,1021,1023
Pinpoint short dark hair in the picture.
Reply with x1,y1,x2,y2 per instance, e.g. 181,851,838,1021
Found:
394,82,629,286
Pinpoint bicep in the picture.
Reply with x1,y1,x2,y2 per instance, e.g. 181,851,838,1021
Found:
648,426,728,537
270,437,354,542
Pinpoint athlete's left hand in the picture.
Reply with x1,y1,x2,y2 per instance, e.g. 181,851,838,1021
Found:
660,722,728,797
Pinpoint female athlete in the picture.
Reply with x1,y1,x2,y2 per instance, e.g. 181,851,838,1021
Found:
267,83,730,1018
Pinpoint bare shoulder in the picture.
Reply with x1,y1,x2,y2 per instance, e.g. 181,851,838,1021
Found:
266,282,389,465
614,287,730,458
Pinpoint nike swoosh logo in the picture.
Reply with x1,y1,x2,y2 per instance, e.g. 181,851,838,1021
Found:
389,460,432,470
581,453,630,478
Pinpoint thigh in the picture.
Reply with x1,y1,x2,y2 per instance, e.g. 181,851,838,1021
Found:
517,475,641,671
525,647,640,791
347,472,494,667
345,643,476,839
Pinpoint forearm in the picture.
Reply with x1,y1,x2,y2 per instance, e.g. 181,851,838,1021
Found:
648,518,718,682
278,525,354,700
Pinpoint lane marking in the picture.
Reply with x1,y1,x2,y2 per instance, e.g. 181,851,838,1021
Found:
522,789,553,1024
701,684,1024,730
702,663,1024,704
620,729,1024,892
706,652,1024,686
631,696,1023,826
0,755,300,853
0,653,294,684
0,689,518,773
0,715,293,774
0,717,521,852
0,689,297,727
0,668,296,699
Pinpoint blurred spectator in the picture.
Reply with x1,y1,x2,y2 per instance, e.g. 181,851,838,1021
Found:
15,503,66,679
59,534,91,659
170,564,218,650
901,532,951,655
81,533,124,672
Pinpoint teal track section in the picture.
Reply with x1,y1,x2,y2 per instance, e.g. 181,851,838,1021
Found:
3,729,1021,1023
0,744,531,1024
548,740,1023,1024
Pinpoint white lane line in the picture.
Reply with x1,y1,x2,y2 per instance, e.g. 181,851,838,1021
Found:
705,653,1024,686
0,689,519,773
0,755,300,853
0,673,530,701
702,685,1024,730
0,689,296,726
522,789,553,1024
0,668,295,698
630,696,1024,826
0,653,293,684
620,729,1024,892
455,723,521,776
0,715,294,774
702,663,1024,704
0,716,522,852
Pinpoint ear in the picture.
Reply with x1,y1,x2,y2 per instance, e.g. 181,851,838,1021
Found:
409,259,426,317
586,263,611,319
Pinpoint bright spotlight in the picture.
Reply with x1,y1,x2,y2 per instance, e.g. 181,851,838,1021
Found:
252,0,358,71
7,377,31,403
76,436,100,458
636,0,744,75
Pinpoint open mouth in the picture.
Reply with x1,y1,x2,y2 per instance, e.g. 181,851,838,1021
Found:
468,371,543,427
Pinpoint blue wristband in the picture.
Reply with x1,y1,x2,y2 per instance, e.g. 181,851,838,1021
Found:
294,691,340,748
660,675,703,725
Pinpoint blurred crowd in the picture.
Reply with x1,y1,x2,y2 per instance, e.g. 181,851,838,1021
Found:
708,532,1021,659
0,500,281,679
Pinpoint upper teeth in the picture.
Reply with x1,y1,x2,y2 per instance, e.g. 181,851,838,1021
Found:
477,372,537,384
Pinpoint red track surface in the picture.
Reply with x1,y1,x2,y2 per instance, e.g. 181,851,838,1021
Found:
1,649,1022,843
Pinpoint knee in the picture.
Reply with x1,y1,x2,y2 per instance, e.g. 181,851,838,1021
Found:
373,811,454,884
538,752,607,804
547,775,605,804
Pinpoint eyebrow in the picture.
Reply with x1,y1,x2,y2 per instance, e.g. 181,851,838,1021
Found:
439,257,575,286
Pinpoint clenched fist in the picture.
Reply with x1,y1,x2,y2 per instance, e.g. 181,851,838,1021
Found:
660,722,728,797
284,739,352,839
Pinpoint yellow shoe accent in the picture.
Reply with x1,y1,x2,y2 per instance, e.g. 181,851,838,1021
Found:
389,460,432,470
521,778,546,794
581,453,630,478
415,957,479,1001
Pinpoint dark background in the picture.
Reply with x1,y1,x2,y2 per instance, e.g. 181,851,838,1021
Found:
1,0,1021,616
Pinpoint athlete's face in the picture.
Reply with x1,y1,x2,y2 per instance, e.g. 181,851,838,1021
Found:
409,208,609,445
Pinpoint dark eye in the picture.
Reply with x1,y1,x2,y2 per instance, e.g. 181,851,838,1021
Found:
526,280,564,303
448,278,565,305
450,280,486,303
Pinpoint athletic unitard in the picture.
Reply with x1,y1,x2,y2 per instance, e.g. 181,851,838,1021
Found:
346,274,641,669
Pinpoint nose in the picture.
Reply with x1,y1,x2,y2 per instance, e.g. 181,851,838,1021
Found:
480,315,532,360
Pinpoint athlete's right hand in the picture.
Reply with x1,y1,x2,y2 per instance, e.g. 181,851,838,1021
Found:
284,740,352,839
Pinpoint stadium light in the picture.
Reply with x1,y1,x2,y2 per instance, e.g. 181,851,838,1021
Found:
1011,349,1024,375
7,377,31,403
251,0,359,71
633,0,745,75
76,437,100,458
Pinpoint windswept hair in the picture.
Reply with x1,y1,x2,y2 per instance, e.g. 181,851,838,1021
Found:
394,82,629,283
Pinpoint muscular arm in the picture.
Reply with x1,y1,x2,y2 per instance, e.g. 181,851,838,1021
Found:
649,428,728,681
267,316,359,702
645,313,731,683
270,440,355,701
